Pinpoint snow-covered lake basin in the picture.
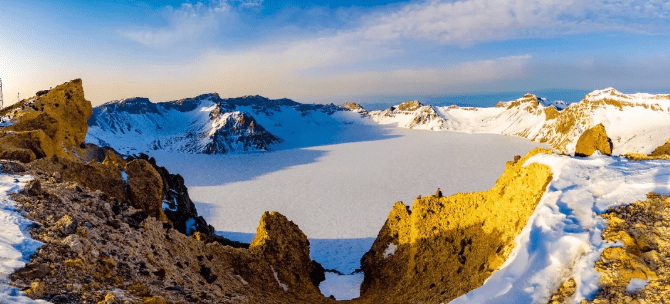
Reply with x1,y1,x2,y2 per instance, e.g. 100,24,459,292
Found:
152,125,544,239
152,125,544,300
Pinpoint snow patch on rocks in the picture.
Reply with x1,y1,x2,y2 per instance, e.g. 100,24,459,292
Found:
453,154,670,303
0,170,47,303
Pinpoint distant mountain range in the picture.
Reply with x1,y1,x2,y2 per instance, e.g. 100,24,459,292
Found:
87,88,670,156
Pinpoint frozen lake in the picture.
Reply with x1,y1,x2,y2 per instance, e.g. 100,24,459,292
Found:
152,125,544,239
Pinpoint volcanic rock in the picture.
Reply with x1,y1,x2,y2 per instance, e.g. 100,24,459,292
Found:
0,79,92,162
250,211,325,295
575,123,613,157
125,159,167,222
358,148,553,304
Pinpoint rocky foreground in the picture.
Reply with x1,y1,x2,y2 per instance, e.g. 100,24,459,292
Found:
1,80,670,303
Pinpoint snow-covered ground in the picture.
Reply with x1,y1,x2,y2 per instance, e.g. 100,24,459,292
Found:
153,125,543,239
0,170,46,303
453,153,670,304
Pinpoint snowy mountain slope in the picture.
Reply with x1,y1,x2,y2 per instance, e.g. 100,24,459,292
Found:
434,89,670,155
86,94,366,155
88,88,670,156
368,100,445,130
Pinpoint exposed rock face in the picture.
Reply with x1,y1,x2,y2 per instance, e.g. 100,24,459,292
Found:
650,138,670,157
575,123,613,157
125,159,167,222
340,102,368,115
0,79,92,162
396,100,422,112
202,112,280,154
249,212,325,295
28,155,125,199
583,193,670,303
358,148,553,304
126,153,246,248
9,170,333,304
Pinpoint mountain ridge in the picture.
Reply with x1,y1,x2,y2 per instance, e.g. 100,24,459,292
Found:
87,88,670,156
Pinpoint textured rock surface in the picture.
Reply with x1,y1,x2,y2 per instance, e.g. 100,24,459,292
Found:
357,148,553,304
125,159,167,222
0,79,92,162
126,153,247,248
650,138,670,157
582,193,670,303
249,212,325,295
28,155,125,199
9,164,334,304
575,123,613,157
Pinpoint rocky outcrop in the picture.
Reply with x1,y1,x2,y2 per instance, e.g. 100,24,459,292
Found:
584,193,670,303
125,159,168,222
575,123,613,157
9,171,333,304
202,112,280,154
0,79,92,162
126,153,246,248
650,138,670,157
250,212,325,295
357,148,553,304
28,155,125,200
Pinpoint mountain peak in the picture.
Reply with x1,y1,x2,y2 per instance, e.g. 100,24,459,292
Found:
396,100,423,112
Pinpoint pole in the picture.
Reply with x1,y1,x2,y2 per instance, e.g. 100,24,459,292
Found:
0,78,3,108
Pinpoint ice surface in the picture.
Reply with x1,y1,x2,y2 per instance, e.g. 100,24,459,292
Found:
153,125,544,239
452,154,670,304
319,272,364,300
0,171,48,303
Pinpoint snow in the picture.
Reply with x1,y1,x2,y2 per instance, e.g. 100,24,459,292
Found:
0,116,13,128
452,154,670,304
626,278,649,293
0,170,47,303
319,272,364,300
271,266,288,292
86,97,219,154
383,243,397,258
152,125,543,239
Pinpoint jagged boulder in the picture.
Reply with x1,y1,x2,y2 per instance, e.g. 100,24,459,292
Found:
249,212,325,295
125,159,167,222
359,148,553,304
575,123,613,157
0,79,92,162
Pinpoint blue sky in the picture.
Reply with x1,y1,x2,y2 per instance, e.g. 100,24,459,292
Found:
1,0,669,106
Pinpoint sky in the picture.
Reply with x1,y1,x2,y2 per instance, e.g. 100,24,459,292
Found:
1,0,669,107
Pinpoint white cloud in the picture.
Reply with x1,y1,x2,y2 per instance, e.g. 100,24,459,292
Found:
124,0,260,45
357,0,669,45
